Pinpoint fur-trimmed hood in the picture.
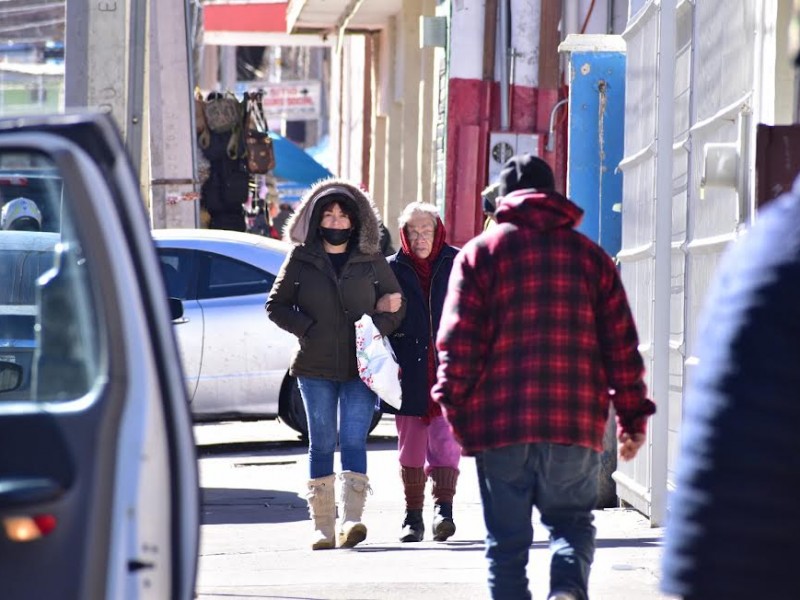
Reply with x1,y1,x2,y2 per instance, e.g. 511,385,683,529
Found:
283,178,382,255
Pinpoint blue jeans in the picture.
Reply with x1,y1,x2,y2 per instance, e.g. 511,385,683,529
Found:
475,443,600,600
297,376,377,479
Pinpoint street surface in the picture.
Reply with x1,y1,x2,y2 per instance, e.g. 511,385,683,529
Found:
195,417,675,600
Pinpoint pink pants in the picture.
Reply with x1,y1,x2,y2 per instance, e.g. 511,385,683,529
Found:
395,415,462,473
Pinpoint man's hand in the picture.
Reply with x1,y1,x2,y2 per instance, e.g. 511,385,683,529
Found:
375,292,402,313
618,432,646,461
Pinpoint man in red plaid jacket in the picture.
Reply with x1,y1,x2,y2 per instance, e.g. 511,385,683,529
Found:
432,154,655,600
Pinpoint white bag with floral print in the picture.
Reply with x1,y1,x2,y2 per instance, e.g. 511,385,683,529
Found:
355,313,402,410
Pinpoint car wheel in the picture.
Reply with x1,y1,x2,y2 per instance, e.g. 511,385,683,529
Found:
279,374,384,440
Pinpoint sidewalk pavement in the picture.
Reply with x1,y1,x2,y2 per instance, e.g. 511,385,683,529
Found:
195,418,677,600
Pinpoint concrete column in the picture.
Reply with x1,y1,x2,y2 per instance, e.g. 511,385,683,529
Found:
330,39,343,176
418,0,438,204
65,0,130,138
445,0,488,245
511,0,540,88
370,28,392,222
340,40,353,179
372,114,389,220
337,36,367,182
219,45,236,91
386,100,405,229
384,16,405,229
401,0,422,207
199,45,219,91
147,0,197,229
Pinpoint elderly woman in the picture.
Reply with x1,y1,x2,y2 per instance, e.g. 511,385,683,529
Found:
385,201,462,542
267,179,405,550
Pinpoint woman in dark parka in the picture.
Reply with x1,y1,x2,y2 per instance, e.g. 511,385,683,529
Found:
266,178,405,550
385,201,462,542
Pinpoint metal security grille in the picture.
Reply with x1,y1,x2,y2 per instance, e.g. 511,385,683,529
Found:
618,0,764,522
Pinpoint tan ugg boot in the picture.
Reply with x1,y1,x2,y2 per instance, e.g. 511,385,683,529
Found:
306,474,336,550
337,471,371,548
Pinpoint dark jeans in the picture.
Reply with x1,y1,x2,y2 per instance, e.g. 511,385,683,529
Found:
475,443,600,600
297,376,377,479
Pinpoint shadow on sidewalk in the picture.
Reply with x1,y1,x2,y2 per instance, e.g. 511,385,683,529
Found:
594,537,662,549
531,538,662,549
202,487,307,525
197,429,396,456
354,540,486,552
197,439,308,456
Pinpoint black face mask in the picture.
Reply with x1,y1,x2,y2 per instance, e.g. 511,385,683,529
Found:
319,227,352,246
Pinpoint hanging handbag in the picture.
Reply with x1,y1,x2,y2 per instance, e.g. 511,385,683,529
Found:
244,91,276,175
204,91,242,133
355,313,402,410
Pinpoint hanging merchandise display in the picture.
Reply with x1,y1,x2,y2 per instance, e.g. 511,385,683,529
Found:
244,91,277,175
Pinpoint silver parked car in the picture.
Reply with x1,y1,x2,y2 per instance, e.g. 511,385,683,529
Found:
152,229,382,437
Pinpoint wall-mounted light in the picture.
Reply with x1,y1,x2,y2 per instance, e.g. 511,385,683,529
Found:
700,142,739,189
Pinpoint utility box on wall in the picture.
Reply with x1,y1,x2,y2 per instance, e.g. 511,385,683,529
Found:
559,34,626,259
487,132,543,184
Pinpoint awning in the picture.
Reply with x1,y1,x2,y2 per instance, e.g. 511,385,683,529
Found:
203,1,331,47
285,0,403,35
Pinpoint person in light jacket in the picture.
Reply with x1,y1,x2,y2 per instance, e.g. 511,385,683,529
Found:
266,178,406,550
385,201,461,543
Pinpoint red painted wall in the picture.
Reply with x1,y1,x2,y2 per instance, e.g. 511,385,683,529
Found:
445,78,558,247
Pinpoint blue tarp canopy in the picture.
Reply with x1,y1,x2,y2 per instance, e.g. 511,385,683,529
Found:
269,131,332,186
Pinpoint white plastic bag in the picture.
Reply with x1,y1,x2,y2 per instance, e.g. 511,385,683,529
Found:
355,313,402,410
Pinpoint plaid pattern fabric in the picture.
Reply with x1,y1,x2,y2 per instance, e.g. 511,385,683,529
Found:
432,191,655,455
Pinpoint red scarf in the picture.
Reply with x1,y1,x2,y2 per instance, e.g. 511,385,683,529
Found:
399,218,447,420
399,217,446,292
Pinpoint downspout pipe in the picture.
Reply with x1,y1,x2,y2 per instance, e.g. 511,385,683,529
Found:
608,0,615,33
498,0,510,130
563,0,580,36
545,98,569,152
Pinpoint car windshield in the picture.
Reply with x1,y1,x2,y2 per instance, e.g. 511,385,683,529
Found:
0,152,100,403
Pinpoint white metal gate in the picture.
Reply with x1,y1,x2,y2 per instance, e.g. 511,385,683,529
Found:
616,0,765,524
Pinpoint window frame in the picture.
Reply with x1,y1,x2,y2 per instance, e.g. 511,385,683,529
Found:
195,250,276,300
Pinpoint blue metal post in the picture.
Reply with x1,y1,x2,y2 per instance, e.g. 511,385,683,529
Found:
567,51,626,257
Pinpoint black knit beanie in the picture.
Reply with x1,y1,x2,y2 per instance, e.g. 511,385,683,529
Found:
498,154,555,196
